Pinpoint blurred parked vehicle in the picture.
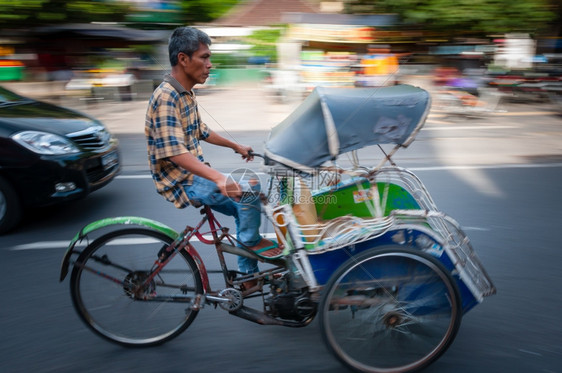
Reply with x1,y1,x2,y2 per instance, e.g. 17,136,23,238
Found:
65,69,137,101
487,71,562,103
433,67,503,116
0,86,120,234
544,82,562,113
262,69,304,102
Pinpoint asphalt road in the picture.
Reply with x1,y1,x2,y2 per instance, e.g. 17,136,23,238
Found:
1,90,561,373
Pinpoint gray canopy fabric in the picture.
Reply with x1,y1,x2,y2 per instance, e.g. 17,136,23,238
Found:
264,84,431,171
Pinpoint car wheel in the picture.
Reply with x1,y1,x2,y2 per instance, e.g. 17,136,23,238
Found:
0,176,22,234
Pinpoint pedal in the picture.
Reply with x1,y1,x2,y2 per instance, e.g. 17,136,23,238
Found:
189,294,205,311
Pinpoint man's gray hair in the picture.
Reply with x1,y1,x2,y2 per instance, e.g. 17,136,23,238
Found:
168,27,212,66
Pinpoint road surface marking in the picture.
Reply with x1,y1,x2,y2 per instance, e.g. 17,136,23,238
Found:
463,227,490,232
431,109,557,116
490,111,555,116
426,119,455,125
518,349,543,356
12,163,561,251
11,233,278,251
116,162,562,180
116,174,150,179
424,125,516,131
408,163,562,171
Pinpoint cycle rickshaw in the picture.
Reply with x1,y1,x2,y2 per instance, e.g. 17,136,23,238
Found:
60,84,496,373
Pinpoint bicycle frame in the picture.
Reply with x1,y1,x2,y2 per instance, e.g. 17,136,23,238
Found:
139,204,308,326
59,204,289,308
169,204,287,295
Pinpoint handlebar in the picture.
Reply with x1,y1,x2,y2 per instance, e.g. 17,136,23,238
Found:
248,150,264,159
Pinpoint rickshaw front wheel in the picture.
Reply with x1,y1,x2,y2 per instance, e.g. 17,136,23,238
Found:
319,246,461,373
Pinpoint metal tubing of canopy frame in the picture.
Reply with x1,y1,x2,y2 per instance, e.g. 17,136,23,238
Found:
391,209,496,301
370,166,439,211
264,203,320,291
293,249,320,292
372,143,402,171
266,204,306,251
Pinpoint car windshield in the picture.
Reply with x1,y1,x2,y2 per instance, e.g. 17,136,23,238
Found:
0,86,25,101
0,87,33,106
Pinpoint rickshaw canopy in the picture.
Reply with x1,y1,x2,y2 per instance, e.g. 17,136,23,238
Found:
264,84,431,171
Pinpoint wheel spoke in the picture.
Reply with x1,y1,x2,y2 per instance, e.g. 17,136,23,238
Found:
320,246,461,372
70,228,203,346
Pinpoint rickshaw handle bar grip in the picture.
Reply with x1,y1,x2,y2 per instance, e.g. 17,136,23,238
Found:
248,151,264,159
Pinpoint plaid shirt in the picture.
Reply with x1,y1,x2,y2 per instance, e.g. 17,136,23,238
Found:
145,74,210,208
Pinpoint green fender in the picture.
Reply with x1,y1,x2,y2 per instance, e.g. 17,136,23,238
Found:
59,216,179,282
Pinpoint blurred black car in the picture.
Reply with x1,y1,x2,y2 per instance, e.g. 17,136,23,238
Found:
0,86,120,234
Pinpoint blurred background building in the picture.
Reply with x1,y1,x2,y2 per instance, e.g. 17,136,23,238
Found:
0,0,559,106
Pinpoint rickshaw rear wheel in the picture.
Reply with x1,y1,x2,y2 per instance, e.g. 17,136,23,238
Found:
319,245,461,373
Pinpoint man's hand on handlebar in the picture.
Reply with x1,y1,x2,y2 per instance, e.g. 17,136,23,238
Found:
235,144,254,162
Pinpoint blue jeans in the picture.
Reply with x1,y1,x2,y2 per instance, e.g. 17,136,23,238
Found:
184,175,261,274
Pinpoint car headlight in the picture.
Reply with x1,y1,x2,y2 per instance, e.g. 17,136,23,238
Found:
12,131,80,155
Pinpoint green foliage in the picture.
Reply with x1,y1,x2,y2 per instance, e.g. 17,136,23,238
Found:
343,0,558,36
247,28,284,62
0,0,131,27
210,28,284,67
210,52,248,68
126,0,238,28
0,0,240,29
178,0,238,24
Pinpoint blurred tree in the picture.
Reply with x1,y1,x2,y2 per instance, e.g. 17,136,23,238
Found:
126,0,239,28
178,0,238,24
247,28,284,63
0,0,131,28
343,0,558,37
